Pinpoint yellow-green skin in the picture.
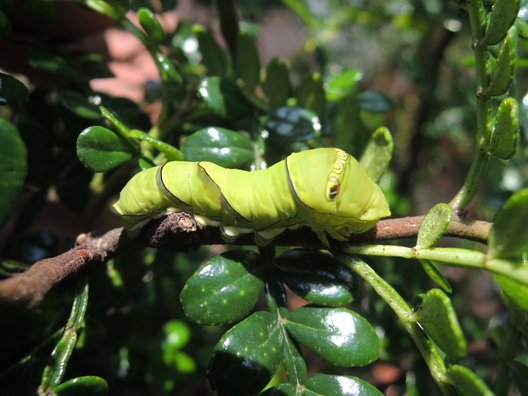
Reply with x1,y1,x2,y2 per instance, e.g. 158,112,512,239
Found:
113,148,390,245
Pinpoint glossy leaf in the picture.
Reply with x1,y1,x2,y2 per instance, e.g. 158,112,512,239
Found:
445,365,493,396
416,203,453,249
263,58,291,108
0,73,28,106
415,289,467,360
181,127,254,167
59,90,101,119
194,24,228,77
274,249,354,307
296,72,326,118
304,374,383,396
82,0,128,19
137,8,165,43
53,376,108,396
489,97,519,160
209,311,283,396
485,32,515,96
198,77,251,119
358,91,391,113
325,69,362,102
0,119,27,225
266,107,321,149
235,30,260,93
41,330,78,388
419,260,453,293
359,126,393,182
482,0,521,45
494,274,528,311
260,384,296,396
285,306,379,367
282,336,308,384
489,189,528,260
180,251,264,325
77,126,136,172
154,52,182,83
128,129,183,161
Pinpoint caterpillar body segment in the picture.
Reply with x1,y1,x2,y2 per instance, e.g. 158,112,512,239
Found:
114,148,391,244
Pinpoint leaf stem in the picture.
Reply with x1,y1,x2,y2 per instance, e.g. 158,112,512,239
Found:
341,257,455,395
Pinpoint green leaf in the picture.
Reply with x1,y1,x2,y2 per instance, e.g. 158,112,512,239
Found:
260,384,296,395
214,0,239,57
445,365,493,396
482,0,521,46
181,127,254,167
419,260,453,293
494,274,528,311
0,73,28,106
77,126,137,172
53,376,108,396
510,361,528,394
282,336,308,385
180,251,264,325
358,91,391,113
489,189,528,259
359,126,393,182
137,8,165,43
128,129,183,161
417,203,453,249
82,0,128,19
266,107,321,151
488,97,519,159
235,30,260,94
0,119,27,225
331,94,368,158
41,331,78,388
209,311,283,396
296,72,326,119
59,90,101,119
263,58,291,108
304,374,383,396
194,24,228,77
162,320,191,350
415,289,467,360
484,32,515,96
325,69,362,102
274,249,354,307
154,52,182,84
198,76,251,119
285,306,379,367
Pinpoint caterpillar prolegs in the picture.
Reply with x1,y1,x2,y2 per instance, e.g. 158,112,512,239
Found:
113,148,391,245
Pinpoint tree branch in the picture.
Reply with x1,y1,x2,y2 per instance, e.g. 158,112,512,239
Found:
0,213,491,307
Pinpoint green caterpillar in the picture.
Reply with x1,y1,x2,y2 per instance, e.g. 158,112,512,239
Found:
114,148,390,245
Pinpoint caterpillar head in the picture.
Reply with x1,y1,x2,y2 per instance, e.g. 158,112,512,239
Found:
286,148,390,233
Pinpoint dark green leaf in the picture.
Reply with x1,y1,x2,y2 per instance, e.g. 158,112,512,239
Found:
235,30,260,94
0,73,28,106
419,260,453,293
415,289,467,360
260,384,296,396
416,203,453,249
263,58,291,108
494,274,528,311
198,77,251,119
358,91,391,113
77,126,137,172
17,117,53,186
53,376,108,396
331,94,368,157
154,52,182,83
180,251,264,325
0,119,27,225
274,249,354,307
214,0,239,57
304,374,383,396
181,127,254,167
325,69,362,102
510,361,528,394
489,189,528,259
485,32,515,96
137,8,165,42
359,126,393,182
285,306,379,367
0,10,11,37
59,90,101,119
489,97,519,159
296,72,326,119
266,107,321,150
194,24,228,77
209,311,283,396
445,365,493,396
482,0,521,45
